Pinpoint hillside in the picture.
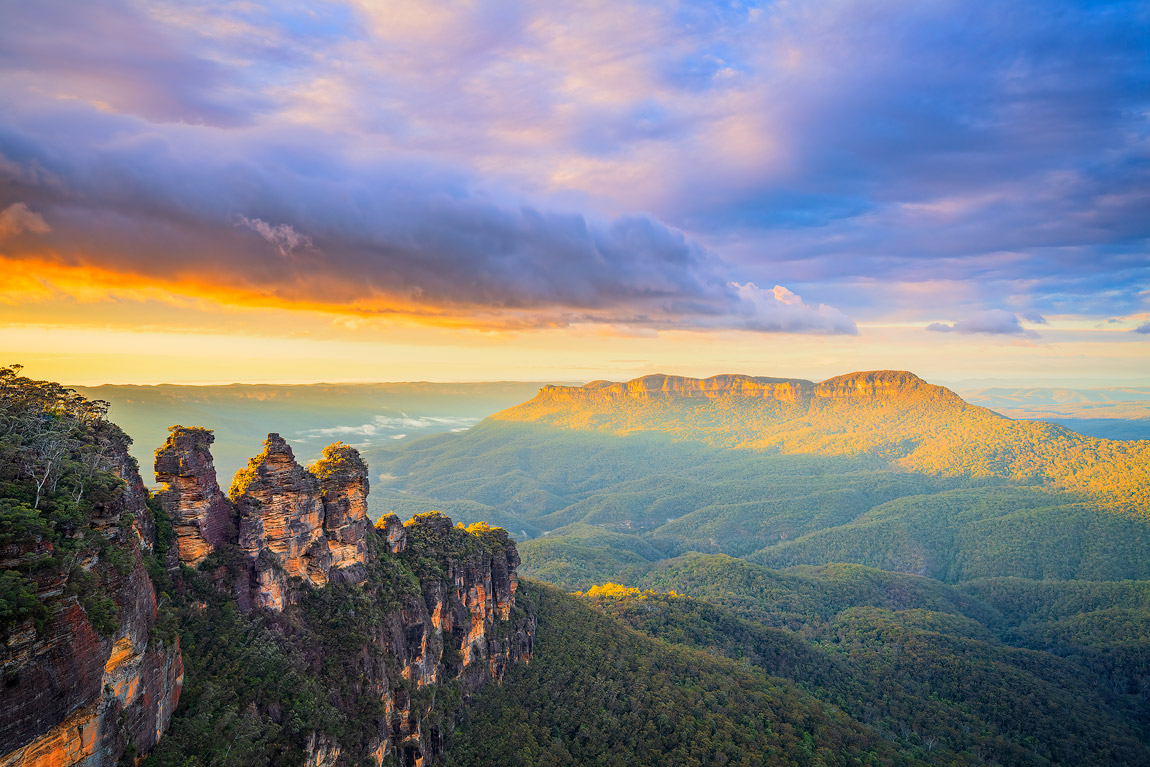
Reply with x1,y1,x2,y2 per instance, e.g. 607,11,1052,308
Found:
492,371,1150,510
365,371,1150,583
0,368,535,767
8,367,1150,766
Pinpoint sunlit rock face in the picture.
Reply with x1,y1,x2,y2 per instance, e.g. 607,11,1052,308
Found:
540,373,814,403
3,421,532,767
813,370,957,403
233,434,329,610
376,513,407,554
1,439,183,767
312,443,371,584
154,427,234,567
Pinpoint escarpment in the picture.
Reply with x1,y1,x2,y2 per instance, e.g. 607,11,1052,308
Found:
1,424,183,767
147,430,532,766
529,370,961,410
4,398,532,767
541,373,814,403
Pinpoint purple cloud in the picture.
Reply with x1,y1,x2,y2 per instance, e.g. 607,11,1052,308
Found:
0,0,1145,329
926,309,1032,335
1134,322,1150,335
0,202,49,238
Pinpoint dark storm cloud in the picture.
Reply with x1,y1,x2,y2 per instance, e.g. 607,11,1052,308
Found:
0,114,853,332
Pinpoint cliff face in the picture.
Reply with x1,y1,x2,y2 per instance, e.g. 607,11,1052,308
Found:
232,433,329,610
2,370,532,767
154,427,233,567
812,370,966,407
321,514,532,767
313,443,373,583
1,437,183,767
541,373,813,403
141,431,533,767
532,371,965,409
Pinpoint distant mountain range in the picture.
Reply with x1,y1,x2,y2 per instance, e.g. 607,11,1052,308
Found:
72,381,551,483
959,385,1150,440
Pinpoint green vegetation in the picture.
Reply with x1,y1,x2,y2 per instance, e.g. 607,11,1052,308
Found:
445,581,913,767
310,441,368,481
365,374,1150,584
147,532,423,766
579,586,1148,765
0,365,139,638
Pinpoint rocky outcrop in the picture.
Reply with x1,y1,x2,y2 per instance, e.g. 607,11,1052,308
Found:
2,385,532,767
323,513,533,767
812,370,963,405
233,434,329,610
531,371,969,410
376,513,407,554
154,427,233,566
1,436,183,767
313,442,371,584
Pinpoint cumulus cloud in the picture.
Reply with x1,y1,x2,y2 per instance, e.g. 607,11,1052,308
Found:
1134,323,1150,335
926,309,1033,336
0,202,50,238
728,283,857,335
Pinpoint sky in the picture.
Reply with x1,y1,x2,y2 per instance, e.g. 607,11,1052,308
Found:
0,0,1148,386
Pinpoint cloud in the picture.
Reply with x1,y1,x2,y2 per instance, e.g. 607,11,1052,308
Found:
239,217,312,258
926,309,1032,335
0,0,1145,329
0,117,857,332
1134,323,1150,335
0,202,50,238
1020,311,1047,325
728,283,857,335
296,414,480,441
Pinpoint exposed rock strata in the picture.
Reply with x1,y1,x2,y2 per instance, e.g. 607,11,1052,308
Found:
376,513,408,554
5,423,532,767
233,434,331,609
533,371,962,409
543,373,813,402
316,513,533,766
1,438,183,767
154,427,233,566
313,442,372,584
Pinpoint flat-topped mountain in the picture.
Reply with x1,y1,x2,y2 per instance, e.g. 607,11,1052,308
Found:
489,371,1149,510
535,370,955,405
511,370,972,421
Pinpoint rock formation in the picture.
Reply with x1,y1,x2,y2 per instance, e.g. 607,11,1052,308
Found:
376,513,408,554
313,442,371,583
154,427,233,566
231,433,329,610
1,436,183,767
541,373,814,402
323,512,533,766
4,418,532,767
